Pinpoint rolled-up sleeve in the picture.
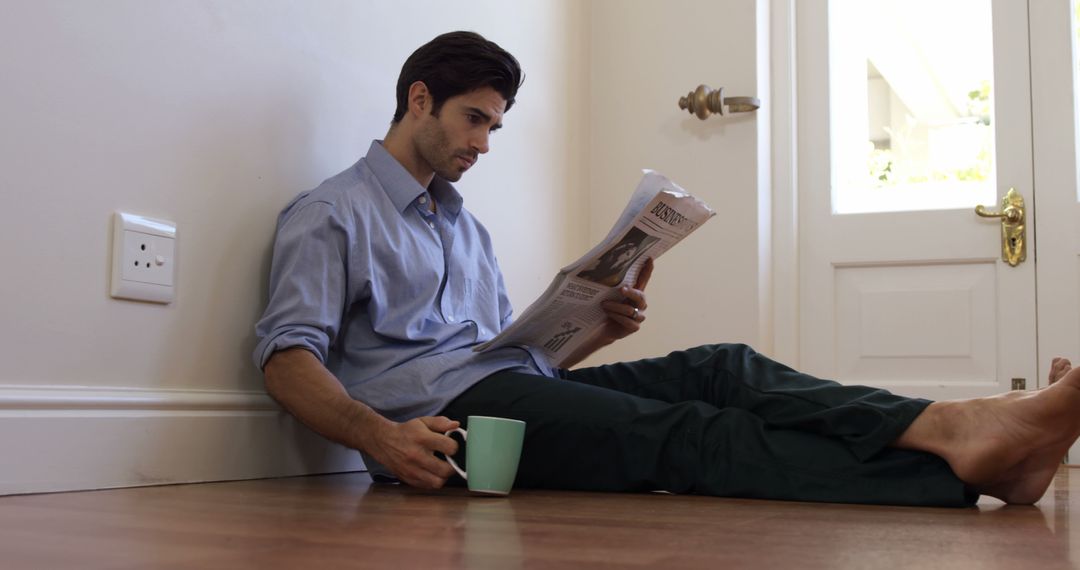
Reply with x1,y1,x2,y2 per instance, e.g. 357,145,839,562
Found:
253,200,352,370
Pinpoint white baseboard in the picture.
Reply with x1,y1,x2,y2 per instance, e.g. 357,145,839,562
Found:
0,385,365,495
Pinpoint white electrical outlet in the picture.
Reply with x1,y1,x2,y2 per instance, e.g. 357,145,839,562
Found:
111,212,177,304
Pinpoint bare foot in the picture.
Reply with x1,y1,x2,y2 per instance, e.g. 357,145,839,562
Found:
1049,357,1072,385
896,365,1080,504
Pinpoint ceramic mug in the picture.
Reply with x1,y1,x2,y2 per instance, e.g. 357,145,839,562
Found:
445,416,526,496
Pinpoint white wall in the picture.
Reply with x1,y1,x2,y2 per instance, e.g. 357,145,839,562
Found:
0,0,586,494
0,0,769,494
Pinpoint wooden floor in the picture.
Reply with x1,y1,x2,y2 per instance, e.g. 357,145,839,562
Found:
3,468,1080,569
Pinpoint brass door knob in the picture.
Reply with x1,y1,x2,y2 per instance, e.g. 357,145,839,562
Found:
678,85,760,120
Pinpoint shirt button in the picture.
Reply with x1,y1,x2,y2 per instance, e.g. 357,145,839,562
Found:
448,315,456,323
427,221,435,230
418,195,427,204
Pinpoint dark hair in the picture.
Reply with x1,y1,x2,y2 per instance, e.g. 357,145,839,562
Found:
392,31,523,123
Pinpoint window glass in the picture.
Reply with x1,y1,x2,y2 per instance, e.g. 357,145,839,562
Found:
830,0,996,214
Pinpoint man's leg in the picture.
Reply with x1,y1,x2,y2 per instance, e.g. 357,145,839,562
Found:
563,343,1080,504
441,369,974,507
564,344,925,461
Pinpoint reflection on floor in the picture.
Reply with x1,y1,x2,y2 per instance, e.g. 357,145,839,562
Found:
2,467,1078,568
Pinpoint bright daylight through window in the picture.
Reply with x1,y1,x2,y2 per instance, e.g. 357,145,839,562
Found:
829,0,996,214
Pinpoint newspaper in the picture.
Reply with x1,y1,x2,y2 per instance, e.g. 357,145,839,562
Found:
475,170,716,363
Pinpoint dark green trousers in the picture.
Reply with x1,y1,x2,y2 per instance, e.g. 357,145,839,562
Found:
441,344,977,507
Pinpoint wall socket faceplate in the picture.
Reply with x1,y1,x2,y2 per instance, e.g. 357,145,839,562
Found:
110,211,177,304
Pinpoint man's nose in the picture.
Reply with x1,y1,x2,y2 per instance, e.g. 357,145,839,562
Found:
472,130,490,155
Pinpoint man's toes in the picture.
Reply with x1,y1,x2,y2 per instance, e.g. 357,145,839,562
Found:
1048,359,1062,384
1050,362,1080,387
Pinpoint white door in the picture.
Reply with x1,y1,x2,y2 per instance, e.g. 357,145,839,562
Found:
796,0,1040,400
581,0,768,366
1032,2,1080,392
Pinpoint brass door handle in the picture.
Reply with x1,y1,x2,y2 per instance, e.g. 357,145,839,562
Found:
678,85,760,120
974,188,1026,267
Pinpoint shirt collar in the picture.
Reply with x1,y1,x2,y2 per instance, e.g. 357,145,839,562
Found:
363,140,464,221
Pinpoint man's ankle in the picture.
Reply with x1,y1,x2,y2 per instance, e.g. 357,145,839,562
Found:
892,401,950,455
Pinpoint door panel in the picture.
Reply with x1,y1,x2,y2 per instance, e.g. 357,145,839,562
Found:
833,262,998,389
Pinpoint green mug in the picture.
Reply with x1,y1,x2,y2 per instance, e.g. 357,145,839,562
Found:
445,416,526,496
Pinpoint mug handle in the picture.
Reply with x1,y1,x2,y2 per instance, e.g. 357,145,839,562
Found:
444,427,468,480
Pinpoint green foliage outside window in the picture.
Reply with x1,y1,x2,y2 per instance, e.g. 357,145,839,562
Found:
867,81,993,188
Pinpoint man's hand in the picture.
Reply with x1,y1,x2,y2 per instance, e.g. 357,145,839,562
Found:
264,349,463,490
596,257,653,343
557,258,655,369
368,416,461,489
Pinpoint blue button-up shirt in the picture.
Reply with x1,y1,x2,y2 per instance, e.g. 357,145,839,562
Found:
254,141,554,424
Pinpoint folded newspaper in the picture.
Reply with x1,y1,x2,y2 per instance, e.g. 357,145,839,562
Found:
475,170,716,363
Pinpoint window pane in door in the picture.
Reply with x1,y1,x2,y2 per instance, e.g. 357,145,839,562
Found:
829,0,996,214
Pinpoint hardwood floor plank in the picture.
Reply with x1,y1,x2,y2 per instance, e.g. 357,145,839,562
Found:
2,468,1078,568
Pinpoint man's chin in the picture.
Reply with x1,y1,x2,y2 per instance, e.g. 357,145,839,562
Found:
437,168,465,182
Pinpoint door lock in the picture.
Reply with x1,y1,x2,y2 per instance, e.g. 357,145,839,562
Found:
975,188,1026,267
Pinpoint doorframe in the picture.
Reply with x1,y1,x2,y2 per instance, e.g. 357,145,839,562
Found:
769,0,801,367
1031,0,1079,391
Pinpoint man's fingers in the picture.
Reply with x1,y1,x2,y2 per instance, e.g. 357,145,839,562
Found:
603,306,643,331
382,417,462,488
428,431,461,458
614,316,642,331
419,415,460,433
396,440,458,488
1049,358,1073,385
603,300,644,322
618,287,648,312
414,448,457,479
634,258,654,290
409,418,461,457
401,463,452,490
620,286,646,304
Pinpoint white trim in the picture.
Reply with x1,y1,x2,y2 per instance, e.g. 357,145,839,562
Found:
0,386,364,495
1030,0,1080,388
0,385,278,411
757,0,775,356
769,0,800,367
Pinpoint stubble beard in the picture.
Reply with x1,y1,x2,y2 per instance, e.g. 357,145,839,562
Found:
416,116,471,183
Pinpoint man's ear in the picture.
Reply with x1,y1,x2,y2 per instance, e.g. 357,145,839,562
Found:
408,81,431,118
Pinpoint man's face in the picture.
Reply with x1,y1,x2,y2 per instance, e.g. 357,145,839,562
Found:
414,87,507,182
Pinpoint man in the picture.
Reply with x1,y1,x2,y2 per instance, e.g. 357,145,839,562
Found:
255,31,1080,507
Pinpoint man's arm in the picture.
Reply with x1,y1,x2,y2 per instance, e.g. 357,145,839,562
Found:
263,347,460,489
557,258,654,368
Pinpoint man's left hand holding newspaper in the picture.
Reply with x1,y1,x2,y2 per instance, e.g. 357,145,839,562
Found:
556,257,655,368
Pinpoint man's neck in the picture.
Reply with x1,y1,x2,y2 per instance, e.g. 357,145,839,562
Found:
382,128,435,188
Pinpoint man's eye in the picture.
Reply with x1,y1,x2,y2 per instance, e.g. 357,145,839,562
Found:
466,114,482,123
